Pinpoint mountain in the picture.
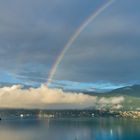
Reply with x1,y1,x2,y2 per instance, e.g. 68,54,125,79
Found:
79,84,140,97
80,85,140,111
0,82,35,89
108,84,140,97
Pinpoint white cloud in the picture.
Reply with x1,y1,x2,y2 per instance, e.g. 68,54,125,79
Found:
98,96,124,105
0,84,124,109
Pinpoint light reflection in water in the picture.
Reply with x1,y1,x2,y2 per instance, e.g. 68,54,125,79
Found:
0,118,139,140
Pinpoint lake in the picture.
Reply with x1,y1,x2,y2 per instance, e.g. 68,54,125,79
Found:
0,117,139,140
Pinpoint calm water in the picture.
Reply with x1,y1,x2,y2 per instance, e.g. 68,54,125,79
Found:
0,117,139,140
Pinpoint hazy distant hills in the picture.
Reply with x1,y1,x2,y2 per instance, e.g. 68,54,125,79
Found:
84,85,140,111
1,82,139,97
0,82,140,98
79,84,140,98
0,82,139,111
107,85,140,111
0,82,36,89
0,82,17,87
108,85,140,97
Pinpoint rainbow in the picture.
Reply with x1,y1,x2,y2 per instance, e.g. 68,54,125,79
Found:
47,0,114,85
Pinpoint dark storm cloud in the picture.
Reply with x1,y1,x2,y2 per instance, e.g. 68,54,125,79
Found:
0,0,105,83
53,0,140,84
0,0,139,85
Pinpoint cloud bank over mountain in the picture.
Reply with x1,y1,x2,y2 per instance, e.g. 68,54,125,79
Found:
0,85,124,109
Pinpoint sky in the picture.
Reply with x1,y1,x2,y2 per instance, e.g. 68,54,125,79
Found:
0,0,140,89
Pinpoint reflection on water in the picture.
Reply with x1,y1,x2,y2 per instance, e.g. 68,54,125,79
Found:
0,118,140,140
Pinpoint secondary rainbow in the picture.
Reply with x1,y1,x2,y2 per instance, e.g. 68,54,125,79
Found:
47,0,114,85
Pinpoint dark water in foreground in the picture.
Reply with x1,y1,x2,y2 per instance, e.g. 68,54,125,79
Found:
0,117,139,140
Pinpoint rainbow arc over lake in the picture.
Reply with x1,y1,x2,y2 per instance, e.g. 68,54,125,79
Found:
47,0,114,85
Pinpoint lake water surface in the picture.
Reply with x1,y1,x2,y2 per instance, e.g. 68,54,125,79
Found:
0,117,139,140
